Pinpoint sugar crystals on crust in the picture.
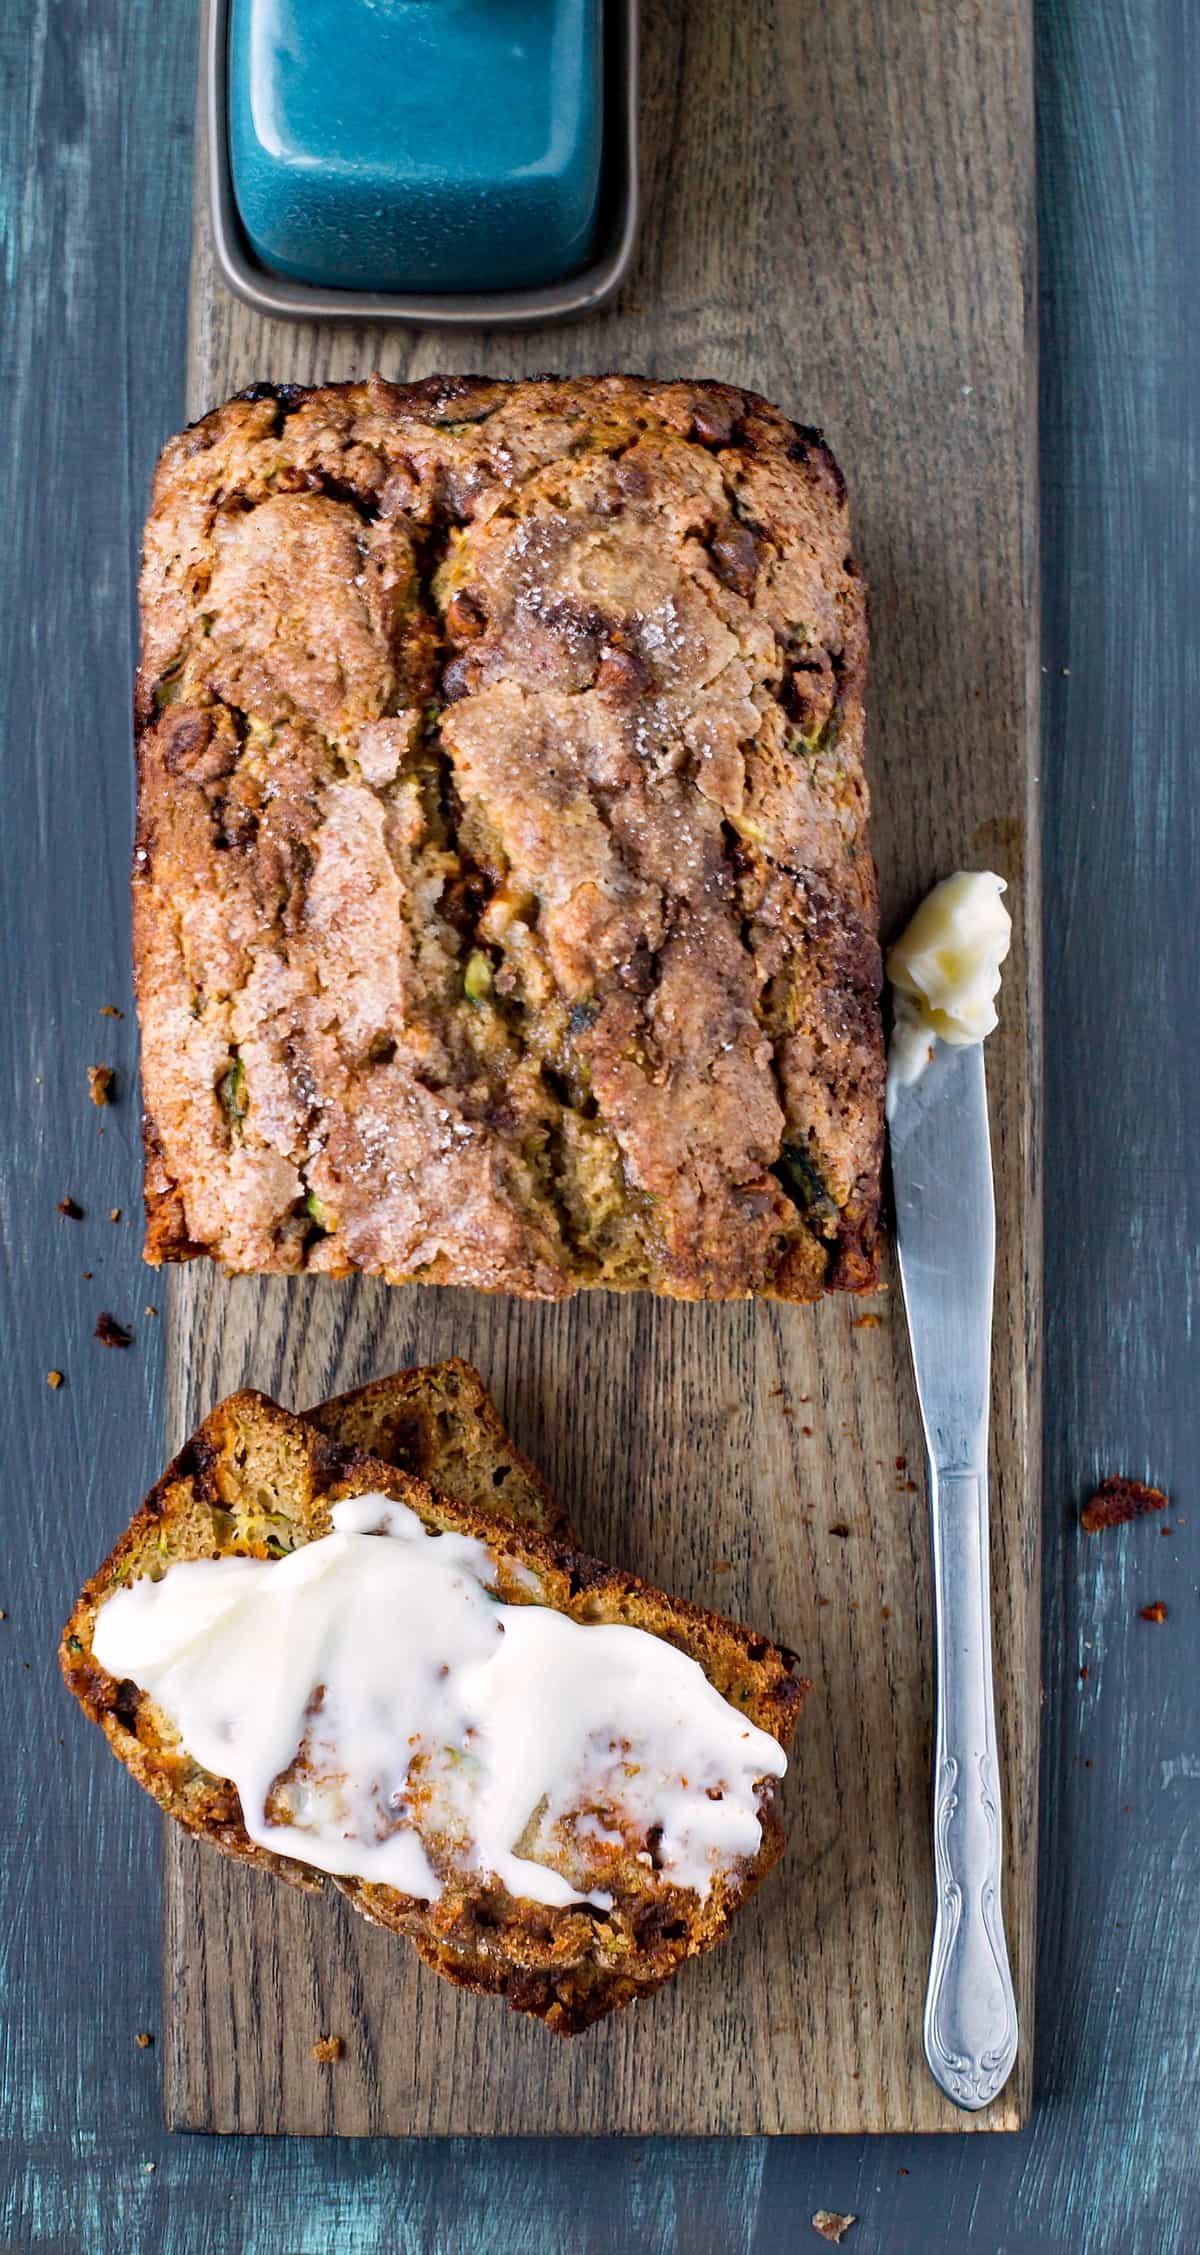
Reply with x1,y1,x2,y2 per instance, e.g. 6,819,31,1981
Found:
134,376,883,1300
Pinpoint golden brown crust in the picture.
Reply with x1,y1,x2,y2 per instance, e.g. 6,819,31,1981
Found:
304,1356,568,1539
135,374,882,1300
61,1384,806,2034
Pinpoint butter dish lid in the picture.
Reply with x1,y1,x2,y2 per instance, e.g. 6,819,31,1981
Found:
208,0,639,325
229,0,603,295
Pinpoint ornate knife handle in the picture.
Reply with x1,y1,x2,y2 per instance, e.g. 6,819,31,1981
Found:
923,1467,1019,2111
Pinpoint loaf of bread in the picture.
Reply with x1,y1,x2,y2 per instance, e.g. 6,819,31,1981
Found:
61,1383,805,2033
135,375,883,1299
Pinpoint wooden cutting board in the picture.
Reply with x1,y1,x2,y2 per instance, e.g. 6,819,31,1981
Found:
162,0,1040,2134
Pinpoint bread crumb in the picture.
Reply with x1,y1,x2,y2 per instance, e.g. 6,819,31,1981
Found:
82,1270,92,1280
713,1558,733,1574
135,2031,154,2049
142,2162,156,2175
1139,1601,1167,1624
57,1196,83,1220
95,1313,132,1348
1082,1477,1168,1533
88,1065,116,1106
99,1004,124,1018
110,1208,122,1223
1078,1665,1089,1680
851,1313,882,1330
47,1369,64,1389
813,2216,857,2245
895,1456,907,1471
144,1304,158,1318
829,1523,851,1539
312,2035,344,2064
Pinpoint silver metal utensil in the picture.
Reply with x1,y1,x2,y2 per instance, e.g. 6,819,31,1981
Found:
887,1036,1019,2112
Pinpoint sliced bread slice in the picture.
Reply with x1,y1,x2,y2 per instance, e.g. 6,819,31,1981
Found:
303,1357,567,1538
61,1390,805,2033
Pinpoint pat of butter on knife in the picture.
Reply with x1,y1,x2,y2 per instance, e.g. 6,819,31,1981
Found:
886,871,1012,1096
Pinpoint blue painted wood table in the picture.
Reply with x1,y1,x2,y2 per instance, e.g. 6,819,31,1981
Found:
1,0,1197,2245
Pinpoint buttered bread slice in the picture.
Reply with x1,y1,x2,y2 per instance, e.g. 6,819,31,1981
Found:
61,1388,805,2034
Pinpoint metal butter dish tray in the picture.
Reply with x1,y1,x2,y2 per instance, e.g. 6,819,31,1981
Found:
204,0,639,328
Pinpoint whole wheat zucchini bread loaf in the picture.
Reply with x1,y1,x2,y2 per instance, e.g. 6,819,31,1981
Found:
135,374,883,1298
61,1376,805,2034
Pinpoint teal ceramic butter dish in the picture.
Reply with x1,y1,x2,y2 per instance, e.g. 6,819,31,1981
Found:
229,0,603,294
206,0,638,324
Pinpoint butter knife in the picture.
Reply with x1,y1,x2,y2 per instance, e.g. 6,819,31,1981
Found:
887,1036,1019,2111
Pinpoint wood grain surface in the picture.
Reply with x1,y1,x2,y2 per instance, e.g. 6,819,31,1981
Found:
159,0,1040,2137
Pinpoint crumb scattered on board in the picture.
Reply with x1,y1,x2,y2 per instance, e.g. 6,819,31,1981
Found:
47,1370,64,1390
99,1004,123,1018
57,1196,83,1220
1139,1601,1167,1625
851,1312,882,1330
812,2216,857,2246
95,1313,132,1348
1082,1477,1169,1532
110,1207,121,1223
311,2036,344,2064
88,1065,115,1106
135,2031,153,2049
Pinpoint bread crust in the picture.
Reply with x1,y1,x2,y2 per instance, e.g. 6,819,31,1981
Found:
134,374,882,1299
61,1383,806,2034
304,1355,569,1539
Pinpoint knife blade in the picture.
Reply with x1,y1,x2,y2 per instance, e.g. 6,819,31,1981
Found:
887,1037,1019,2112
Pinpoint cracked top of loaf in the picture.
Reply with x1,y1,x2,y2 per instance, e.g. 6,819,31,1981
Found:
134,374,883,1300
